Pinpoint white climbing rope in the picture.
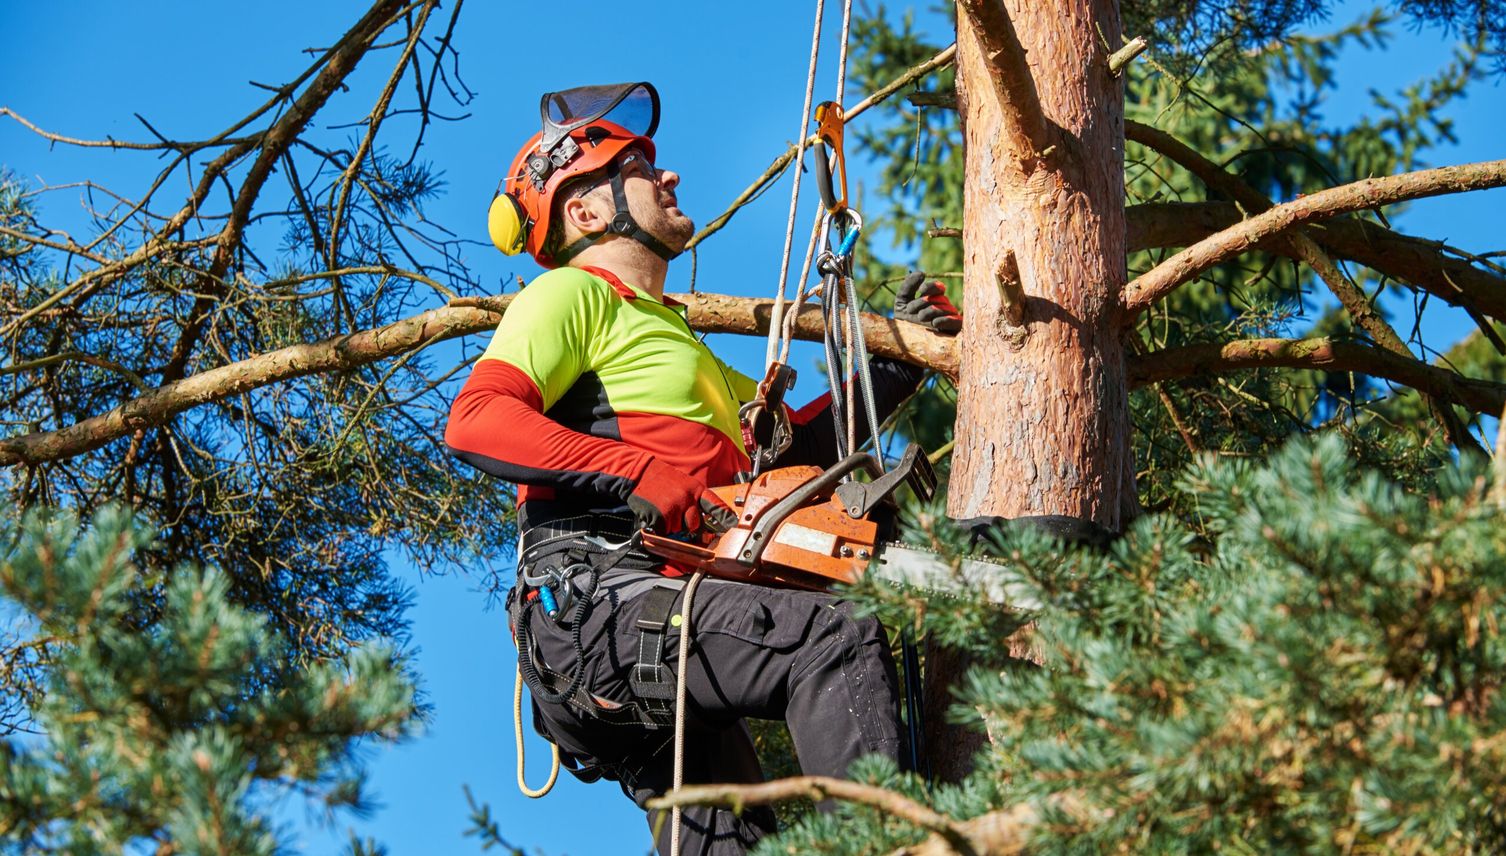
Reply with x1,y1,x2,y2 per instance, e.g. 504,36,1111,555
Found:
669,571,707,856
767,0,828,370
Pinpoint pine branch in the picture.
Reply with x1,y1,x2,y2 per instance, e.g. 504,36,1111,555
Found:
1121,159,1506,317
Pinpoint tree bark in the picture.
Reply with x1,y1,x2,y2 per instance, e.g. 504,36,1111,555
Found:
950,0,1133,529
929,0,1132,786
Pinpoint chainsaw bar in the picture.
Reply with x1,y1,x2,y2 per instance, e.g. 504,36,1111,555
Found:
867,543,1041,610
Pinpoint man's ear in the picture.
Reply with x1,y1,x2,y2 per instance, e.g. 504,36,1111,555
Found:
561,193,610,237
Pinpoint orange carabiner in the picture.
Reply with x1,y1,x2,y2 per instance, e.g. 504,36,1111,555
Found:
812,100,848,216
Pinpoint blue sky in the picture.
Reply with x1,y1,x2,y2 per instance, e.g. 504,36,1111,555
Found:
2,2,1502,854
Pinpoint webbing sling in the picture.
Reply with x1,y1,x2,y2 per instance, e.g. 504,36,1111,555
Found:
629,584,683,723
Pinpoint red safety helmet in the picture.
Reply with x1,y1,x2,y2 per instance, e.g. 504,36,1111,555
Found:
488,82,667,268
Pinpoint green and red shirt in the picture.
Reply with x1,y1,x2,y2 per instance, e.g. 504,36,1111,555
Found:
446,265,924,533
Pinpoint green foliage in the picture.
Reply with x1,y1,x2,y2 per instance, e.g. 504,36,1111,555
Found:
0,73,511,730
0,507,418,854
774,435,1506,853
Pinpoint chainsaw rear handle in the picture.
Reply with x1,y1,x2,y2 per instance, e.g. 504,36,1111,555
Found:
739,452,882,566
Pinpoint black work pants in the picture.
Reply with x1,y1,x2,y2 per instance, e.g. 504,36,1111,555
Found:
521,571,905,856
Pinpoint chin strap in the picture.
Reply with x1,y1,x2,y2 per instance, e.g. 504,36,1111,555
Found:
556,161,681,265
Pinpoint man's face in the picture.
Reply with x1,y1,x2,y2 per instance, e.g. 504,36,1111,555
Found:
581,148,695,251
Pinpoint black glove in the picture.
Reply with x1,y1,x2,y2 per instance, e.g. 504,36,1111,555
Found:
626,458,737,535
894,271,962,335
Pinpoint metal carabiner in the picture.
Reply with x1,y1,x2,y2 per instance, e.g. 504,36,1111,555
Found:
812,100,849,217
814,208,863,279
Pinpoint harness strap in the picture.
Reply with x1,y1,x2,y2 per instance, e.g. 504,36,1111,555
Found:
630,585,683,719
513,532,680,729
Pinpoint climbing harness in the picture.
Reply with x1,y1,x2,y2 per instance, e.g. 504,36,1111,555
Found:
508,528,675,800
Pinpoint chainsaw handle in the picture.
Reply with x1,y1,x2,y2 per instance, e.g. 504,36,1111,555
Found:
738,453,882,566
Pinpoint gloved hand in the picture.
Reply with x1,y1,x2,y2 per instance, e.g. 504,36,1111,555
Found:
894,271,962,335
627,458,738,535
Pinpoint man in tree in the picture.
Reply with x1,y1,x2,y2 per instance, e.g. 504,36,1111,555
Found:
444,82,961,854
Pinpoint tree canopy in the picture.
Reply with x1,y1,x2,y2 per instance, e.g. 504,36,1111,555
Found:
2,0,1506,851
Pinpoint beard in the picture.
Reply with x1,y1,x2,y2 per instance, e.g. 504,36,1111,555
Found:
613,181,693,251
640,199,694,252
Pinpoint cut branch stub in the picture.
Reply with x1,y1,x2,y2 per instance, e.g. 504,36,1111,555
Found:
1107,36,1148,75
994,250,1028,348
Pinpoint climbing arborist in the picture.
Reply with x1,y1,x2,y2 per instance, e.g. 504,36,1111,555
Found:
445,82,961,855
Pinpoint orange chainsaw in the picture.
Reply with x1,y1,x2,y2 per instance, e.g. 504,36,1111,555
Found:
640,445,940,591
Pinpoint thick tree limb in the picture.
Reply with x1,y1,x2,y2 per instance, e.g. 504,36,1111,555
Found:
0,292,956,467
1125,201,1506,322
1121,159,1506,317
646,776,977,856
11,292,1506,468
954,0,1050,158
0,299,504,468
1130,337,1506,416
1126,120,1484,451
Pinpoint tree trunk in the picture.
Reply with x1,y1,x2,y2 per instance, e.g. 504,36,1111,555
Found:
926,0,1132,782
949,0,1132,526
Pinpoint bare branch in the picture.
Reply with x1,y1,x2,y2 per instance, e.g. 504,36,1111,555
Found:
1125,201,1506,323
0,352,150,391
1121,159,1506,317
686,44,957,250
646,776,977,856
0,108,255,152
1129,337,1506,417
0,291,956,467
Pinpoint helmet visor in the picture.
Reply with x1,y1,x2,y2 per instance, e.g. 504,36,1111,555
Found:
539,82,659,153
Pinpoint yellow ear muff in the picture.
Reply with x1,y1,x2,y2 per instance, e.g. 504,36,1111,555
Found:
487,192,528,256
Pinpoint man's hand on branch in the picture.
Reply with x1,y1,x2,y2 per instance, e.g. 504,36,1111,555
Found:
627,459,737,536
894,271,962,335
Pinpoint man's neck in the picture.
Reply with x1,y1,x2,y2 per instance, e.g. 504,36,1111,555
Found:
570,242,668,300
